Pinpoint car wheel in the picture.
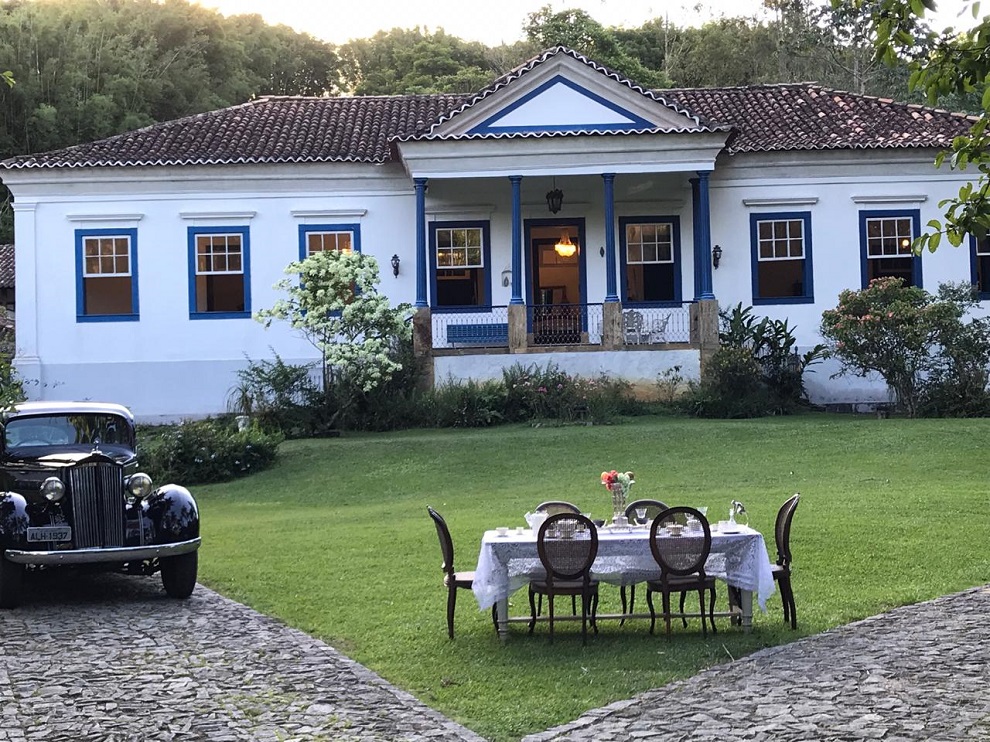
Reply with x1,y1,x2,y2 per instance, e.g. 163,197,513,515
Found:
160,551,198,599
0,554,24,609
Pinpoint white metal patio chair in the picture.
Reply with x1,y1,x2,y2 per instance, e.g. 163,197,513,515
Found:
623,310,645,344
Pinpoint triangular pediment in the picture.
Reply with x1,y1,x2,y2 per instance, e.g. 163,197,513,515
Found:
468,75,653,134
420,48,719,140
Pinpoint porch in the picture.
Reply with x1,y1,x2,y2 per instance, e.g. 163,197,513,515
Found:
413,300,719,393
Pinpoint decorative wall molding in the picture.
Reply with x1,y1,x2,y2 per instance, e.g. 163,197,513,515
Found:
179,211,257,220
290,208,368,219
850,194,927,204
742,197,819,207
66,213,144,222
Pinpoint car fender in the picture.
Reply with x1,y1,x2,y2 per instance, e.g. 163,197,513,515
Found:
142,485,199,544
0,491,29,551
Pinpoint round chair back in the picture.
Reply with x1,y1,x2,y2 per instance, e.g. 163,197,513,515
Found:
649,506,712,577
536,513,598,581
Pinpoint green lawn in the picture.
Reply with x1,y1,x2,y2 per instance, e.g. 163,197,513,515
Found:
193,415,990,741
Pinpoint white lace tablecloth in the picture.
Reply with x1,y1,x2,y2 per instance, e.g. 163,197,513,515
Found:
472,525,776,612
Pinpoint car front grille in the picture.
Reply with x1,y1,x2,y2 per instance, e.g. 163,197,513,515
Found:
68,462,125,548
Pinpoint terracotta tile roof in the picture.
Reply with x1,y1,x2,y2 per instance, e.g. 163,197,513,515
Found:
0,95,464,169
663,83,975,154
0,244,12,289
396,46,731,141
0,67,976,171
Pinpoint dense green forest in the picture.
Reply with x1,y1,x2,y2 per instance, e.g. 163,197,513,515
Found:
0,0,972,240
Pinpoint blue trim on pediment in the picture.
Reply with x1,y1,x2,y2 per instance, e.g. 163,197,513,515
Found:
467,75,654,135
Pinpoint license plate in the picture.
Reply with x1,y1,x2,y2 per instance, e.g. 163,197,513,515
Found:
27,526,72,543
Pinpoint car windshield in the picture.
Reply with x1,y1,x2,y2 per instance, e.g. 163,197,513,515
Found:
4,414,134,452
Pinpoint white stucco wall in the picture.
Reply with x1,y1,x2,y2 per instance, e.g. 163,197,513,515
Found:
3,147,983,419
434,348,700,398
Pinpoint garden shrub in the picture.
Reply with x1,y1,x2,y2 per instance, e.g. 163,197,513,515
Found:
575,374,637,424
138,418,283,485
327,335,428,431
501,363,637,424
0,309,25,409
822,278,990,417
683,304,825,418
425,378,505,427
917,286,990,416
229,353,322,438
685,345,775,418
256,249,413,430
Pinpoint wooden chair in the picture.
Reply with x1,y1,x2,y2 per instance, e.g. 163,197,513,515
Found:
619,498,669,623
646,506,717,637
427,506,496,639
533,501,581,615
535,500,581,515
528,513,600,644
773,493,801,629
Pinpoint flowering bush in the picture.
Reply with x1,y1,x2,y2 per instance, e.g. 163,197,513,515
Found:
256,250,413,430
820,278,990,416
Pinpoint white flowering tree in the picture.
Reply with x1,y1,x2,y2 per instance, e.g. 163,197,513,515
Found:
256,250,413,401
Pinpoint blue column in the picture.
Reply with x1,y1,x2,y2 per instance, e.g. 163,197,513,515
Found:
509,175,523,305
690,178,701,301
603,173,618,302
696,171,715,300
414,177,428,308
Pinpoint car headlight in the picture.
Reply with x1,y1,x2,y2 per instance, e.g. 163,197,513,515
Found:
41,476,65,502
126,472,153,499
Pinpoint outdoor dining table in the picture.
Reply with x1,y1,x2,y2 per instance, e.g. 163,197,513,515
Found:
473,523,776,640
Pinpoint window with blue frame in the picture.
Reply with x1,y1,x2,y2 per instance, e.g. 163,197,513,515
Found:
299,224,360,260
188,226,250,318
620,217,680,304
430,221,490,308
972,235,990,298
860,210,922,288
750,212,814,304
76,228,139,321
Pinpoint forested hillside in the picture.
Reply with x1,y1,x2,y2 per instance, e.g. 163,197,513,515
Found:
0,0,975,241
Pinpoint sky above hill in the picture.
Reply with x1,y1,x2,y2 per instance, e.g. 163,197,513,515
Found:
195,0,980,46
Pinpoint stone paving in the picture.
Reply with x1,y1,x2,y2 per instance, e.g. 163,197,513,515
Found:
0,570,484,742
523,585,990,742
1,570,989,742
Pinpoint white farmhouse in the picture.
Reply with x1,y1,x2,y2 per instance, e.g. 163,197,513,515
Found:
0,47,980,421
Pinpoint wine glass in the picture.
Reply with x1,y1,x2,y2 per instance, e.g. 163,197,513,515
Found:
635,506,648,526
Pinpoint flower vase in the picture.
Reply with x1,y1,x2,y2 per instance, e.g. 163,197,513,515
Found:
611,487,627,524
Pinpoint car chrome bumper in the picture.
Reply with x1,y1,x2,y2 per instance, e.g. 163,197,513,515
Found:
4,537,201,566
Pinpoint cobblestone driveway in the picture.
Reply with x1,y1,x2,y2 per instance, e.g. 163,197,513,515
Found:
0,571,483,742
3,570,989,742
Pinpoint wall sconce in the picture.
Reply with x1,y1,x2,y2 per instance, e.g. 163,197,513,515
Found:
501,268,512,287
546,177,563,214
712,244,723,269
390,254,400,277
599,246,605,257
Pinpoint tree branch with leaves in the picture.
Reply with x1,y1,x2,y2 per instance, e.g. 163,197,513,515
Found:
845,0,990,249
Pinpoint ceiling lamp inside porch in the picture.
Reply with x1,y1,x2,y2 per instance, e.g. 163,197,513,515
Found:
554,233,577,258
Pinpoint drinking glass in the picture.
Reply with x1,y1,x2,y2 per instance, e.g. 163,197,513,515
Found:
635,506,648,526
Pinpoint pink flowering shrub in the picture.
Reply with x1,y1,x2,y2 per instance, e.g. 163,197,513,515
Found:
820,278,990,416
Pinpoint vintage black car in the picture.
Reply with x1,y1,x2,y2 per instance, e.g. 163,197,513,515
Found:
0,401,200,608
